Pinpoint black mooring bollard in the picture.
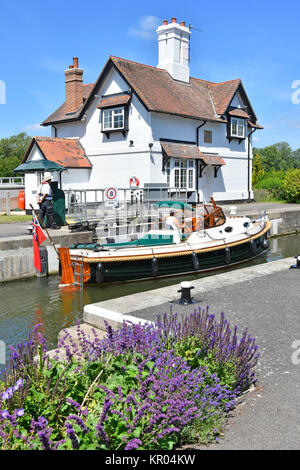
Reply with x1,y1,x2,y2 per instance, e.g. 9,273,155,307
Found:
290,255,300,270
177,281,195,305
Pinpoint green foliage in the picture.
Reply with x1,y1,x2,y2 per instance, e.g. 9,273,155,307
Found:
2,347,234,450
174,336,237,391
281,169,300,202
253,142,300,173
180,413,225,445
252,142,300,201
253,168,300,203
2,314,258,450
252,153,265,185
254,170,285,192
0,132,31,177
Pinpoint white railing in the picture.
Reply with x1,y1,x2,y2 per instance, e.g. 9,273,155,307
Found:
64,187,190,221
0,177,24,186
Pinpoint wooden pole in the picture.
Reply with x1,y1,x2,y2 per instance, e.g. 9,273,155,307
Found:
29,203,59,259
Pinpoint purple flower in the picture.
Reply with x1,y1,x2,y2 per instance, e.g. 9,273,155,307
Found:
0,409,9,419
31,416,48,431
66,415,88,434
1,391,10,400
65,423,79,450
38,430,52,450
124,438,142,450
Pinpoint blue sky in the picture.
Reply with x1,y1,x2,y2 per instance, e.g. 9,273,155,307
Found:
1,0,300,149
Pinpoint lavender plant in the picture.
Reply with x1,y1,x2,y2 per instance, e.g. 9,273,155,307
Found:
0,308,259,450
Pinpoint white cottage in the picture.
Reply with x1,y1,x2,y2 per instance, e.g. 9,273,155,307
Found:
22,17,262,210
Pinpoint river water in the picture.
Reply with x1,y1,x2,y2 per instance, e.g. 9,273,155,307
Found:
0,233,300,365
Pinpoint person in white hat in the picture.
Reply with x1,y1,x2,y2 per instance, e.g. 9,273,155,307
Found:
36,172,59,229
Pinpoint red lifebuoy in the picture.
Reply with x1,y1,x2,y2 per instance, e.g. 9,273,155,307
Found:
129,176,140,187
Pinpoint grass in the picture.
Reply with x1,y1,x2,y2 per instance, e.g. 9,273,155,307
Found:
253,188,299,204
0,214,32,223
258,197,300,204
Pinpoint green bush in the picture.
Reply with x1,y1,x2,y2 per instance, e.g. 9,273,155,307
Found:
253,170,285,192
281,169,300,202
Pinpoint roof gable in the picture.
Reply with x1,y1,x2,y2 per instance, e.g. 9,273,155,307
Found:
22,137,92,169
208,80,241,116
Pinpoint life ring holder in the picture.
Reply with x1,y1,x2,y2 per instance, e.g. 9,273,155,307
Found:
129,176,140,188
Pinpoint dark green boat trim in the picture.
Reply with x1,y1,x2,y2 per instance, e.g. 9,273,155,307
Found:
84,234,269,285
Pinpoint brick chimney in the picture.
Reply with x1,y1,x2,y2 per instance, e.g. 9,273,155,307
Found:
156,18,191,83
64,57,83,113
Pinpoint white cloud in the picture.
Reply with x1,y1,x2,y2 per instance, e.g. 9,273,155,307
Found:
127,15,160,40
24,123,45,135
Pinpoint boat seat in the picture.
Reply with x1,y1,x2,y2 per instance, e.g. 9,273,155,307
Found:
147,229,181,244
138,234,174,245
70,235,175,250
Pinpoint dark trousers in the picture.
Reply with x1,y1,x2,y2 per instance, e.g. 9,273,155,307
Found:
39,200,57,228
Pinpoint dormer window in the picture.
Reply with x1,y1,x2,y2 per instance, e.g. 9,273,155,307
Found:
97,92,131,138
103,107,124,131
231,117,245,138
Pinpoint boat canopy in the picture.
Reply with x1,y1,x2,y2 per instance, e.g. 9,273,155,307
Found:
153,201,194,211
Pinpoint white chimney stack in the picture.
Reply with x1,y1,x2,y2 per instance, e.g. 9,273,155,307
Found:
156,18,191,83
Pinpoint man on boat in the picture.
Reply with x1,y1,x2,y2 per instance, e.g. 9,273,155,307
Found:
165,211,182,231
37,173,59,229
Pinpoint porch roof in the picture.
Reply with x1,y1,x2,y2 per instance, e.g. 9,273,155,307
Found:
161,141,226,166
97,93,131,109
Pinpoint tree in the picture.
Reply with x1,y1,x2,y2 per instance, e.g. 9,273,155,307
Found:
0,132,32,177
252,153,265,185
253,142,300,172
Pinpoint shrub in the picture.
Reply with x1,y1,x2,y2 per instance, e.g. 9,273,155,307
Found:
252,153,265,185
280,169,300,202
0,309,259,450
253,170,285,192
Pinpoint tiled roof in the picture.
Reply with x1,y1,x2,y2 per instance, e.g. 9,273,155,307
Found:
201,153,226,166
42,56,257,126
97,93,131,108
248,121,264,130
208,80,241,116
161,141,203,159
42,84,94,125
111,57,222,122
161,141,226,166
228,108,250,118
22,137,92,168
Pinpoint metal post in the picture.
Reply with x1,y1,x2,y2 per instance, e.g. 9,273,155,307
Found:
5,191,10,215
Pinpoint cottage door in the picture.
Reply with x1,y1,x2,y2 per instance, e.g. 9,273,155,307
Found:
199,164,214,204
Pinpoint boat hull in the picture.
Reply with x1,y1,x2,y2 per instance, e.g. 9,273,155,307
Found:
80,232,270,284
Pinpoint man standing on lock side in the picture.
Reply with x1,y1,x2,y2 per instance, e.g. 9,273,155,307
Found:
37,173,59,229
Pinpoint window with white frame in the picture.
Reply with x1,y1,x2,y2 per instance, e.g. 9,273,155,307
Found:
231,118,245,138
165,160,170,186
102,107,125,131
188,160,194,189
166,159,195,189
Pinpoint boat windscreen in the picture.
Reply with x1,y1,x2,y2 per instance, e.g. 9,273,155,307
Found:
203,204,226,228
